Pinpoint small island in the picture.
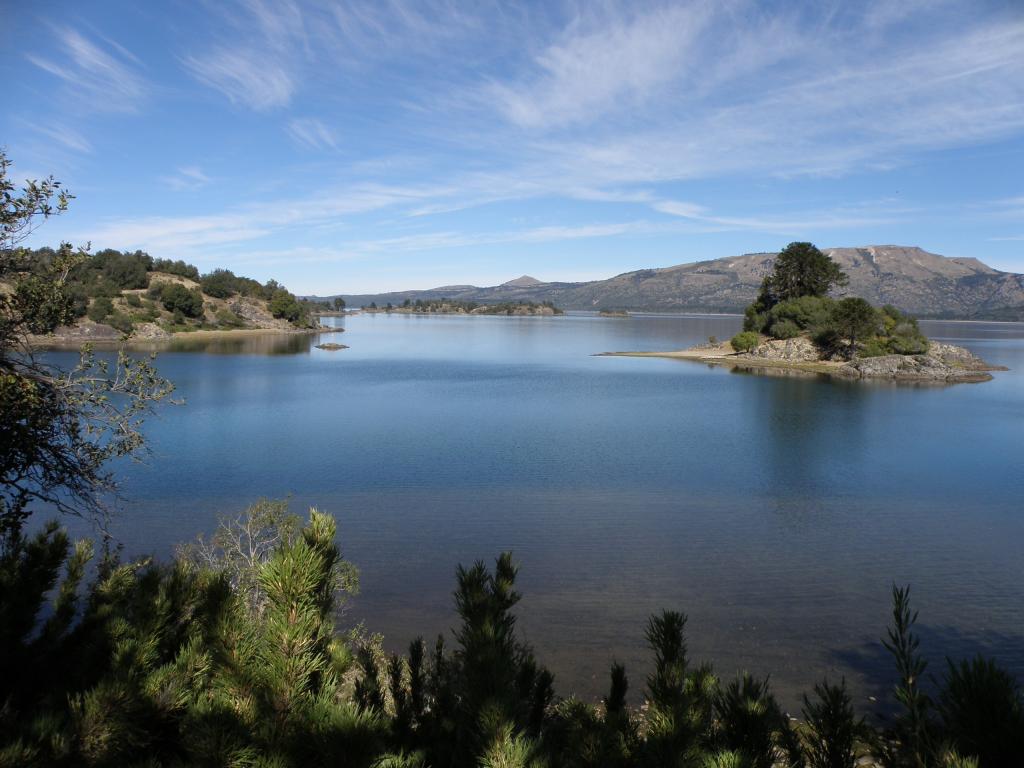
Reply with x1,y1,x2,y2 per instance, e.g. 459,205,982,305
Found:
601,242,1006,383
361,298,563,316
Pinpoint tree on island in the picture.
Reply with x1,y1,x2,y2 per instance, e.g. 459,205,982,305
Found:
333,297,345,311
740,242,929,359
760,242,848,306
832,297,879,358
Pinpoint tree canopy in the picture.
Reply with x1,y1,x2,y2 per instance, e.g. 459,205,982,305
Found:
0,150,174,538
760,242,849,306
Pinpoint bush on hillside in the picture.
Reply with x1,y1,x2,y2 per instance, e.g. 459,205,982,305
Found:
86,296,114,323
730,331,760,353
200,268,239,298
158,283,204,318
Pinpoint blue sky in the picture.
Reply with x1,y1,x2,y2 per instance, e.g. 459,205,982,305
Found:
3,0,1024,294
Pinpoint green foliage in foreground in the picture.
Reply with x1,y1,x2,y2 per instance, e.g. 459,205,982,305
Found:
2,504,1020,768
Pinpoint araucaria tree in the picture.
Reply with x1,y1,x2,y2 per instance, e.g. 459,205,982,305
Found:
0,150,174,539
761,242,849,306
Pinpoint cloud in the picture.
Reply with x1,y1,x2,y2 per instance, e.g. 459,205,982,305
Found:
27,28,145,112
183,49,294,110
485,4,712,129
473,2,1024,181
286,118,338,150
34,125,93,154
161,166,213,191
182,0,308,110
73,180,456,252
653,198,901,234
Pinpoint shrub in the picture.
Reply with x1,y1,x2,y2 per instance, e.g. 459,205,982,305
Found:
66,282,90,317
268,289,308,325
125,293,142,308
769,295,834,332
98,250,150,289
200,269,238,298
769,319,801,339
858,338,890,358
86,296,114,323
938,656,1024,768
888,332,928,355
106,311,134,335
152,258,200,281
730,331,760,353
159,283,205,318
798,679,864,768
215,307,245,328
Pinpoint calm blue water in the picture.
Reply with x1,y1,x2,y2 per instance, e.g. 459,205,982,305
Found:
43,313,1024,709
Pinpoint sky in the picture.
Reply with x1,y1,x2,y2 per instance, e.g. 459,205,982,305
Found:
3,0,1024,295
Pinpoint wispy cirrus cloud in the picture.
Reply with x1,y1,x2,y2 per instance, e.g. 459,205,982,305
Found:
474,1,1024,182
652,199,902,234
27,27,145,112
34,125,93,154
161,166,213,191
485,3,714,129
286,118,338,150
183,0,307,110
183,48,294,110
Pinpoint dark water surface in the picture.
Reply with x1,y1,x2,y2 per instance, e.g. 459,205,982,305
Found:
46,313,1024,710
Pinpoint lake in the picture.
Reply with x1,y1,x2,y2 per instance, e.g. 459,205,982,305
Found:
44,312,1024,711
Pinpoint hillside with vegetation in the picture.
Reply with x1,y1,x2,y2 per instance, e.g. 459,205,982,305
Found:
11,246,323,341
334,246,1024,320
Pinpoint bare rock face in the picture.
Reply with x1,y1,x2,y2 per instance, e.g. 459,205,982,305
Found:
44,322,123,342
927,341,1003,371
746,337,820,362
229,299,292,329
132,322,172,340
838,354,992,382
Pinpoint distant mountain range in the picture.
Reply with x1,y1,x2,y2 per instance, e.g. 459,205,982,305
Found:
330,246,1024,320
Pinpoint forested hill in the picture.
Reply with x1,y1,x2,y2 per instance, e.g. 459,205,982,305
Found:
331,246,1024,320
11,247,328,339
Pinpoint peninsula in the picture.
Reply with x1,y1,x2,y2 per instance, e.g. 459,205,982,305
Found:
601,243,1006,384
15,248,341,344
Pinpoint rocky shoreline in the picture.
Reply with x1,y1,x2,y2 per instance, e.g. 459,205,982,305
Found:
600,337,1006,384
29,321,344,347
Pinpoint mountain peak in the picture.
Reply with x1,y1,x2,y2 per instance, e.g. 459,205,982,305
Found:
502,275,544,287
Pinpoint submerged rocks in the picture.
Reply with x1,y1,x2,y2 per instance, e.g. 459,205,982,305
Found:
315,342,349,351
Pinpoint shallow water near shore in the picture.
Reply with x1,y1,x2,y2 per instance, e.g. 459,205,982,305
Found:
43,312,1024,711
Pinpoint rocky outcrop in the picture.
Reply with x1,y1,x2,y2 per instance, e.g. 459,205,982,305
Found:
33,321,123,343
746,337,821,362
836,353,993,382
132,322,172,340
229,299,294,330
927,341,1005,371
737,338,1002,383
